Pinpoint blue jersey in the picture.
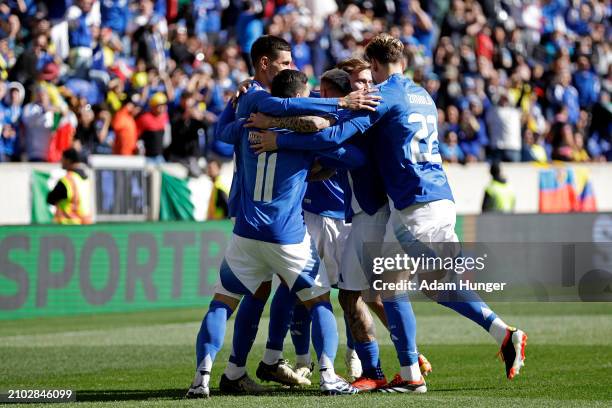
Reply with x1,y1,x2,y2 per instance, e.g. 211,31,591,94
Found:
222,120,364,244
302,172,346,220
273,74,454,210
272,111,387,219
366,74,454,209
216,81,343,218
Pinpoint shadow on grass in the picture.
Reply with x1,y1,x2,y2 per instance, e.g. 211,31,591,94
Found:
76,387,322,402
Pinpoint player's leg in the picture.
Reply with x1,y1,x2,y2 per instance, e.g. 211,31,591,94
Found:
365,295,432,376
290,303,313,375
188,235,269,398
374,211,426,394
221,281,271,393
402,200,527,379
256,283,311,386
273,232,357,395
339,289,386,391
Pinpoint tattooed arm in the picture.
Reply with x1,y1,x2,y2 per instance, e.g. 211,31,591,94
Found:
245,112,335,132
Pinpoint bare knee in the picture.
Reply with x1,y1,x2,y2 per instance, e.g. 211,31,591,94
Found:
301,292,330,309
366,296,388,328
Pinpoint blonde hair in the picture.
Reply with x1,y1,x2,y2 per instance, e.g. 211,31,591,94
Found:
364,34,404,64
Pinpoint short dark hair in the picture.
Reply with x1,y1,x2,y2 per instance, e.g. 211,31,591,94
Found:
270,70,308,98
320,69,352,96
250,35,291,67
364,34,404,64
62,148,80,164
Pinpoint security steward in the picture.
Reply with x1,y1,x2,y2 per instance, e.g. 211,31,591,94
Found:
46,148,93,224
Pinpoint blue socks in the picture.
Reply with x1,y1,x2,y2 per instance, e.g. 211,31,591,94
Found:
196,300,234,371
290,303,311,357
310,301,338,371
354,340,384,379
229,295,266,367
266,284,296,352
383,298,419,366
438,290,498,331
344,317,354,350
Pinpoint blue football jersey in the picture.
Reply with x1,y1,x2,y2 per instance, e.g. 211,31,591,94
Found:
228,124,364,244
217,80,343,218
302,172,346,220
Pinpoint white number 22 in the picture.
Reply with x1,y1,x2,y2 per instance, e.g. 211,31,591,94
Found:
407,113,442,163
253,152,277,202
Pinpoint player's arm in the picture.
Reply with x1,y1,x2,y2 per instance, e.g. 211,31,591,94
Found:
217,118,246,145
316,143,366,170
245,112,335,132
214,101,236,140
249,88,380,116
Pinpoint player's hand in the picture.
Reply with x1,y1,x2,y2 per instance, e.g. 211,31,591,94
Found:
231,78,254,108
249,130,278,154
338,88,381,111
244,112,273,129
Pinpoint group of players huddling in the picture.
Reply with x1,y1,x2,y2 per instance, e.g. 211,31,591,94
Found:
187,34,528,398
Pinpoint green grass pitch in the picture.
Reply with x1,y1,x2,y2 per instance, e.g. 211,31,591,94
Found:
1,302,611,407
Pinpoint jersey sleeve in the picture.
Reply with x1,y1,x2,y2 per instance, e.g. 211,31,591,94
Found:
249,90,340,116
275,112,373,150
316,143,366,170
214,101,236,140
217,118,246,145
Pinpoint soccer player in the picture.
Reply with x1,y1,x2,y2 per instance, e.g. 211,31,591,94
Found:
252,69,363,383
252,35,528,392
187,70,366,399
361,34,527,388
212,35,380,392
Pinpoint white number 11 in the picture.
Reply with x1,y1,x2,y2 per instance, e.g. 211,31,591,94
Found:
253,152,277,202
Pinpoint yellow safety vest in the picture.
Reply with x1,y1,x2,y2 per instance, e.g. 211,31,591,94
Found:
54,170,93,225
485,180,516,213
207,178,230,220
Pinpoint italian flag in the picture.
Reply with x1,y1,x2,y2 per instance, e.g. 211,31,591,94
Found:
159,172,212,221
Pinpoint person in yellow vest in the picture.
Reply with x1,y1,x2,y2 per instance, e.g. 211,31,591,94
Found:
206,159,229,220
46,148,93,224
482,161,516,213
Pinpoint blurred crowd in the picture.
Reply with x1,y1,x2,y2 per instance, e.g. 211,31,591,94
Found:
0,0,609,168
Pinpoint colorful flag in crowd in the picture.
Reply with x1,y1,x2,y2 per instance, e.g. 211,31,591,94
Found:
159,172,210,221
539,166,597,213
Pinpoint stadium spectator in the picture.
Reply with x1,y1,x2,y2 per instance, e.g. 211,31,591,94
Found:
136,91,170,163
486,94,522,162
0,0,606,167
22,86,55,162
111,94,139,156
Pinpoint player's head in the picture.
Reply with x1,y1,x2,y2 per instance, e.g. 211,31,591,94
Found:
319,69,352,98
336,58,373,91
250,35,292,87
364,34,405,84
270,69,309,98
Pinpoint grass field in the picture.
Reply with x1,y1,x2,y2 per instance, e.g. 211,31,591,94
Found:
1,302,611,407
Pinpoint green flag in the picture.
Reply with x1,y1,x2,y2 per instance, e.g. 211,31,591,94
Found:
160,171,197,221
31,170,54,224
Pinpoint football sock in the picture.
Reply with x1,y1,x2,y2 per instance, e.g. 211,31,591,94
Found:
196,300,234,372
383,297,419,380
344,316,355,351
489,317,510,345
310,301,338,374
437,290,500,333
263,284,296,365
228,295,265,367
290,303,312,364
400,362,422,382
354,341,384,379
223,361,246,381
